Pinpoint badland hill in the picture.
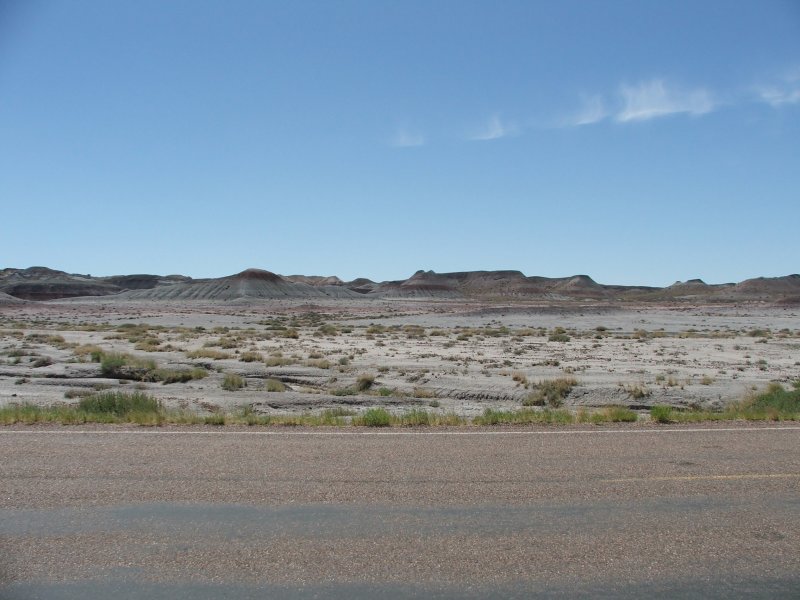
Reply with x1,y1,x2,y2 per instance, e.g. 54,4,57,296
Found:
1,266,798,304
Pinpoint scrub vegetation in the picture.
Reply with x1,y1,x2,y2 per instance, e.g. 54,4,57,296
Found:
3,381,797,427
99,352,207,384
523,377,578,407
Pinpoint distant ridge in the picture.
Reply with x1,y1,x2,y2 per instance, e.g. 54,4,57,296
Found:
120,269,360,301
370,271,610,299
0,267,188,300
1,265,798,303
102,274,191,290
0,267,119,300
285,274,344,287
731,274,800,297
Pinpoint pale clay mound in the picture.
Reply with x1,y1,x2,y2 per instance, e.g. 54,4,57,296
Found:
0,291,24,304
120,269,361,301
285,275,345,286
101,273,191,290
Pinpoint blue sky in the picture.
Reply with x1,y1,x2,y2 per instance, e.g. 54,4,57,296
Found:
1,0,798,286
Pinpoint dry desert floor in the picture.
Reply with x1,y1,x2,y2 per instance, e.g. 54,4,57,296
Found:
1,298,798,421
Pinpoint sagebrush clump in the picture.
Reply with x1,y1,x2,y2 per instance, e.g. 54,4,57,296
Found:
523,377,578,407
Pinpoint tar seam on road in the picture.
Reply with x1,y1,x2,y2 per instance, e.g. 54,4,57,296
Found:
0,426,799,436
606,473,800,483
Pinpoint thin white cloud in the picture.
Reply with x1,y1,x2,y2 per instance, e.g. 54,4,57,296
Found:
469,114,519,141
759,87,800,106
757,86,800,106
754,68,800,107
390,127,425,148
564,94,608,127
616,79,715,122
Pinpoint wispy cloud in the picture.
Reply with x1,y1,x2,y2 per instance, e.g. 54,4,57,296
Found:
564,94,608,127
616,79,715,122
558,80,715,128
754,68,800,107
390,127,425,148
393,69,795,144
757,87,800,106
469,114,519,141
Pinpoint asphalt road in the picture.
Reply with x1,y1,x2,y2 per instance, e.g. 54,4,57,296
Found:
1,424,798,599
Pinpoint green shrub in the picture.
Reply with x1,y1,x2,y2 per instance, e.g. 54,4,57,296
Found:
548,333,570,342
216,337,240,349
650,405,673,423
361,408,392,427
99,352,156,379
151,368,207,384
548,327,570,342
78,391,161,416
71,345,104,362
524,377,577,407
265,356,294,367
748,382,800,414
265,378,286,392
322,407,355,417
99,352,127,374
747,329,770,338
598,405,638,423
316,324,338,336
474,408,575,426
511,371,528,385
330,387,356,396
186,348,231,360
404,325,426,339
221,373,245,391
204,413,226,425
134,338,161,352
625,383,651,399
305,359,331,369
32,356,53,368
356,374,375,391
26,333,67,347
400,409,430,426
316,408,352,426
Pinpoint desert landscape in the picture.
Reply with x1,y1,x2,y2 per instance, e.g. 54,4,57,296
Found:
1,266,798,424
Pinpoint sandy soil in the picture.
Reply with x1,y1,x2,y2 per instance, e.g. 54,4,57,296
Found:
0,299,798,418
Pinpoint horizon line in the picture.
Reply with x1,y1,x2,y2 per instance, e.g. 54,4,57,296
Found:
3,264,799,290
